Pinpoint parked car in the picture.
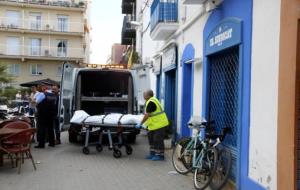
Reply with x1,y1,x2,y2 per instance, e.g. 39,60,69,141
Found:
59,62,140,144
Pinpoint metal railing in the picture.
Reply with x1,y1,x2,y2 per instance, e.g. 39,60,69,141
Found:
0,0,86,9
0,17,84,33
0,44,85,58
150,0,178,31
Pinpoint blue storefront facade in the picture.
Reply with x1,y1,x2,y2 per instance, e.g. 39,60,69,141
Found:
147,0,270,188
202,0,264,189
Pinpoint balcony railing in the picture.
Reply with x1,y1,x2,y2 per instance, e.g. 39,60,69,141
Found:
0,44,85,59
150,0,178,31
0,17,84,33
122,15,136,38
0,0,86,9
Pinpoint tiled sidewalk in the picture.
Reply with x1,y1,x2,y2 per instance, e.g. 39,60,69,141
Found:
0,132,195,190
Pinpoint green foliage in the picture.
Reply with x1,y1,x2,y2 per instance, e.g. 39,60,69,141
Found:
0,87,30,101
0,64,13,84
132,51,140,64
0,87,18,100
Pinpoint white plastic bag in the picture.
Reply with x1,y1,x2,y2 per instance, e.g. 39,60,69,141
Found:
120,114,144,125
70,110,90,124
84,115,105,124
103,113,123,124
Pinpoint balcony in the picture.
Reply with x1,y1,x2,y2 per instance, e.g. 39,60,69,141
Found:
0,17,84,35
121,15,136,45
182,0,207,4
121,38,134,46
122,16,136,39
0,0,87,11
0,44,85,61
150,0,179,41
122,0,135,14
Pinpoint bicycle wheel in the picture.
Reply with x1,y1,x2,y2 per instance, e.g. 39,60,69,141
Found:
172,137,193,174
193,148,218,190
210,148,232,190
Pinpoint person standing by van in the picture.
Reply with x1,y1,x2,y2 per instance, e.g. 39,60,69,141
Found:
34,83,57,148
52,85,61,145
136,90,169,161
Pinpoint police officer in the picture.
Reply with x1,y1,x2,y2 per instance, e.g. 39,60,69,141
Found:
34,82,57,148
136,90,169,161
52,84,61,145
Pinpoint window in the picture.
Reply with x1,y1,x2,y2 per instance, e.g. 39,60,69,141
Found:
6,37,20,55
5,10,20,28
7,64,20,76
57,40,67,57
29,13,41,30
30,64,42,75
30,38,41,56
57,15,69,32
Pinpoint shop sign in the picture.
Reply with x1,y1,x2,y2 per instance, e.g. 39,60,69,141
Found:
205,18,242,55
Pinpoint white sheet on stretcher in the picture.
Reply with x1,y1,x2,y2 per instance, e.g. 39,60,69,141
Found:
70,110,144,125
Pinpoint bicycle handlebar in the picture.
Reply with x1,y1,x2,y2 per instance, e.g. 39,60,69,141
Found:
188,120,215,129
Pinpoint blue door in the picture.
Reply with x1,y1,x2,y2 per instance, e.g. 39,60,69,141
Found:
165,69,176,140
208,46,239,181
181,62,193,137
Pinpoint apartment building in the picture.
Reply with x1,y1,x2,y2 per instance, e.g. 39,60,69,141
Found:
0,0,90,86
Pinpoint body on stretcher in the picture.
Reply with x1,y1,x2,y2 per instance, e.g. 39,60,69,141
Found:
70,111,144,158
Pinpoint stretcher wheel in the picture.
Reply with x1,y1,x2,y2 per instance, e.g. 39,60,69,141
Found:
96,144,103,152
82,147,90,155
126,146,133,155
113,149,122,158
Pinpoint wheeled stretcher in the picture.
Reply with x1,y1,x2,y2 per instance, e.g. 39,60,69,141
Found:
70,111,143,158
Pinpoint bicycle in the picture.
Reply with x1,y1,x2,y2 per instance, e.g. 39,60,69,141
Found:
172,120,232,190
172,120,218,190
209,128,232,190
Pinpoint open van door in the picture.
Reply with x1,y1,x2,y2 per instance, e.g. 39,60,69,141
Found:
59,62,76,131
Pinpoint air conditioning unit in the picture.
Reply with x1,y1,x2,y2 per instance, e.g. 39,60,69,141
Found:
44,49,50,56
45,24,50,30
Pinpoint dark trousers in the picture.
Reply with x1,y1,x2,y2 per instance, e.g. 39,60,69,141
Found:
148,127,165,156
54,117,60,141
37,116,55,147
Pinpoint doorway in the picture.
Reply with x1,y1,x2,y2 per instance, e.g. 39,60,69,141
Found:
165,69,176,140
208,46,239,181
181,62,193,137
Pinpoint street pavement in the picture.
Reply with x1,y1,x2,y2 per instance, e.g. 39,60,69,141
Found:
0,132,196,190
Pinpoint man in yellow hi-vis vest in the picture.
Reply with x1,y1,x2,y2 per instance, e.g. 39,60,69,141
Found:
135,90,169,161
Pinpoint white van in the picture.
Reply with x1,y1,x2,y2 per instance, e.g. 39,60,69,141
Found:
59,62,140,143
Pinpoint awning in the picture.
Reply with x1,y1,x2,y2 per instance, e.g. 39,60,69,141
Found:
19,78,60,87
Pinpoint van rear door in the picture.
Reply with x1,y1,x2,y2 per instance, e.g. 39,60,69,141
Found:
59,62,76,131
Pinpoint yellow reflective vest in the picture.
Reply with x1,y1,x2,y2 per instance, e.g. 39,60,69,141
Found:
144,97,169,131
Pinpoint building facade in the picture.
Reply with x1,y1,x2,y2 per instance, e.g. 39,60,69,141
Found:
130,0,300,189
0,0,90,86
110,43,127,65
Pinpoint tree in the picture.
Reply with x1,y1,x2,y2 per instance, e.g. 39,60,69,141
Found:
0,64,13,84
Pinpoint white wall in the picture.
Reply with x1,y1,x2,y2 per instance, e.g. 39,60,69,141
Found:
136,0,208,135
175,3,208,134
249,0,281,189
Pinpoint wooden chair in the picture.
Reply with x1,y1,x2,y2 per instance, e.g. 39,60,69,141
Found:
0,128,37,174
2,121,31,129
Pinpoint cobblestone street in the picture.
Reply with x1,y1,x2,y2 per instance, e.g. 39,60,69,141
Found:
0,132,195,190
